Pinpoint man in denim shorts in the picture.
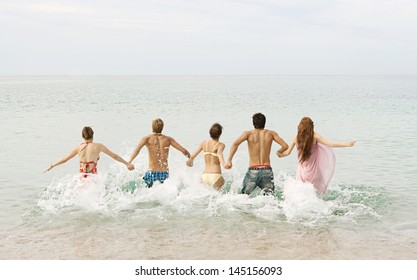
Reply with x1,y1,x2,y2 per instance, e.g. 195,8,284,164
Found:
225,113,288,195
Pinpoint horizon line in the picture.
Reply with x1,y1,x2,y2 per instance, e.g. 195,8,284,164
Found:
1,74,416,77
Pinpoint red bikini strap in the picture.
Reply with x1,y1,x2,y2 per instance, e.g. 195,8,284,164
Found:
79,142,89,152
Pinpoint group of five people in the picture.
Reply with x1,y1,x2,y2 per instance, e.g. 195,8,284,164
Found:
44,113,355,195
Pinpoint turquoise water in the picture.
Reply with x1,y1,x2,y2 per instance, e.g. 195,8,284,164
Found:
0,75,416,259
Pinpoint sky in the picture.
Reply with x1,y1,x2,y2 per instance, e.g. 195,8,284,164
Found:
1,0,417,75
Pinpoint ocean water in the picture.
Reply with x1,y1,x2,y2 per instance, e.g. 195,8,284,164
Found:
0,75,416,259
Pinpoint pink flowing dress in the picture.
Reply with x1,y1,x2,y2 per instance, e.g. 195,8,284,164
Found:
296,142,336,194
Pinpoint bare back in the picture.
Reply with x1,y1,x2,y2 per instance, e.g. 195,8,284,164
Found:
78,143,101,162
203,140,223,174
146,133,172,171
247,129,275,166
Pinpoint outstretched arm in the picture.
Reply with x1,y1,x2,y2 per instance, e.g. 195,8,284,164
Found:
277,136,296,158
226,131,249,168
186,141,204,167
128,137,147,163
170,138,191,158
272,131,289,154
315,133,356,148
43,146,78,172
100,144,134,170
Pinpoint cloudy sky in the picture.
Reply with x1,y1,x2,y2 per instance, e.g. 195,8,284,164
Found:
1,0,416,75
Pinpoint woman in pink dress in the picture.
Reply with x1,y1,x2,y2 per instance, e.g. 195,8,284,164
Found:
277,117,355,194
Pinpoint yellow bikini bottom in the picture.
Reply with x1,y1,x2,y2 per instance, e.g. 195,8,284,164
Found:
201,173,223,186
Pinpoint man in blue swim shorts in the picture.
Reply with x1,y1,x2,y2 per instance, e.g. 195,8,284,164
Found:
128,118,190,188
143,171,169,188
225,113,288,195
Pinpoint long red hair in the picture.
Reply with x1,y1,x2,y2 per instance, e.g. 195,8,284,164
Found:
297,117,314,164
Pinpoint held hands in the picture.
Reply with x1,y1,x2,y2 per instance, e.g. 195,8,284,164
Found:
127,163,135,171
276,150,286,158
277,149,288,158
224,161,232,169
186,158,194,167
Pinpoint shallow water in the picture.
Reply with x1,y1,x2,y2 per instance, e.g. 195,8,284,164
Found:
1,75,416,259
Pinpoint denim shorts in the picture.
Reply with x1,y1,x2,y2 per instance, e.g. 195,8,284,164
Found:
143,171,169,188
241,167,274,195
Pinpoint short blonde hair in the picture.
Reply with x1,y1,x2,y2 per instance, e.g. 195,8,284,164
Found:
152,118,164,133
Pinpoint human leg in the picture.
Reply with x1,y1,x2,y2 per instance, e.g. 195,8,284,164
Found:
258,169,275,195
241,169,259,195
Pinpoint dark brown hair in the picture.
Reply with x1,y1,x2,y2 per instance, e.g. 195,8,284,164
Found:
252,113,266,129
152,118,164,133
209,123,223,139
82,126,94,140
297,117,314,164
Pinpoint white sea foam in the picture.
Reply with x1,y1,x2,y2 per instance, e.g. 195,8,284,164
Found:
35,161,384,229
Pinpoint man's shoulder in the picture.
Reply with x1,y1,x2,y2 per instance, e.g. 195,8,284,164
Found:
251,129,279,138
160,134,172,140
244,130,254,135
155,134,173,143
264,129,278,135
142,134,154,140
249,129,276,134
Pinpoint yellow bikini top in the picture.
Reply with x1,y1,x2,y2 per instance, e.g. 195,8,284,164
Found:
203,140,219,158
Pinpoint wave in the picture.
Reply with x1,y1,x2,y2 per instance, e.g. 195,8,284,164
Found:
33,164,387,228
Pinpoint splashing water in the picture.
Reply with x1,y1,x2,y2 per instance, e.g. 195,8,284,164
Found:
34,165,386,229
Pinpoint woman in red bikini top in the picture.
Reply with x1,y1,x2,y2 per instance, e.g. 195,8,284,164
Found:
44,126,134,176
78,141,99,178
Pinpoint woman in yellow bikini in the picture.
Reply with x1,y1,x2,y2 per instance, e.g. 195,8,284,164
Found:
44,126,134,176
186,123,227,190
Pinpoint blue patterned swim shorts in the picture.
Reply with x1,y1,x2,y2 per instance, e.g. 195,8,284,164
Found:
143,171,169,188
